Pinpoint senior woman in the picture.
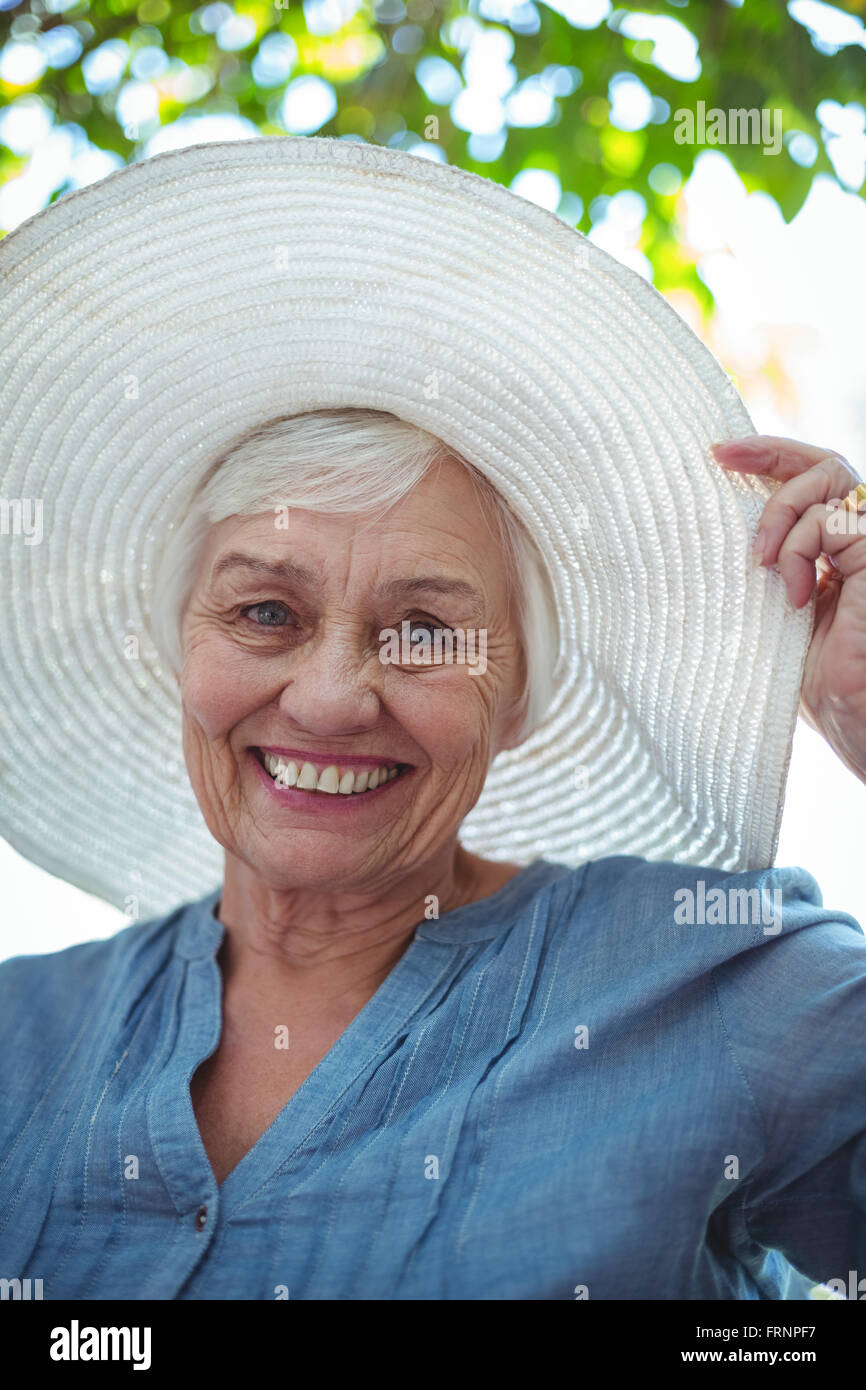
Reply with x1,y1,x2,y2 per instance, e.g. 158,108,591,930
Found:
1,138,865,1303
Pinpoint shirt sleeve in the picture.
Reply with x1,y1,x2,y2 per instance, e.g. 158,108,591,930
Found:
710,864,866,1291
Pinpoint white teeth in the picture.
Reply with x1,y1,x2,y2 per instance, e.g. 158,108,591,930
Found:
262,754,400,795
296,761,319,790
316,765,340,794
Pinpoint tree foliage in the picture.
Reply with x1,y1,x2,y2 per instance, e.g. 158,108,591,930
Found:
1,0,864,315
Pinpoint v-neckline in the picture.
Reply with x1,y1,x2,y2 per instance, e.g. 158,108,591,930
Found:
169,858,570,1215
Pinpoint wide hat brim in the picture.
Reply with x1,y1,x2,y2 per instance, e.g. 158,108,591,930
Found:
0,135,811,919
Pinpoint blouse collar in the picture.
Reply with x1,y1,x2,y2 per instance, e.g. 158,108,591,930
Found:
173,858,577,959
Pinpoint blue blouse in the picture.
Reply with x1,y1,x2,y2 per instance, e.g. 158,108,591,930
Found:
1,854,864,1301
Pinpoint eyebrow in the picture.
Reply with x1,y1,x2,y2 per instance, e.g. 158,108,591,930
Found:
379,576,484,620
210,553,485,618
211,553,319,585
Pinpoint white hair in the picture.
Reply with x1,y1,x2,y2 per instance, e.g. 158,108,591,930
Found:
150,407,559,743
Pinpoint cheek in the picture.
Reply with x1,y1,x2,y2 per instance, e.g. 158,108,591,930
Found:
181,636,270,742
388,670,499,763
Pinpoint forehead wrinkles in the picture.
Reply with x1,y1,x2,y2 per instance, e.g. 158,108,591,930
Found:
206,511,499,621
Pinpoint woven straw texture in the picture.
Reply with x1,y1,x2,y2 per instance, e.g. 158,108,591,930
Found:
0,135,812,917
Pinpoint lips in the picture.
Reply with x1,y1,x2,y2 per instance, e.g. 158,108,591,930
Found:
253,748,409,796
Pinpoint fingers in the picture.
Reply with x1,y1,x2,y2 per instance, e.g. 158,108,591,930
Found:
711,435,866,610
751,454,856,567
771,500,866,608
710,435,859,484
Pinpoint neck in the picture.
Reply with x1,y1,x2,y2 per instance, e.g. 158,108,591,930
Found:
214,840,492,998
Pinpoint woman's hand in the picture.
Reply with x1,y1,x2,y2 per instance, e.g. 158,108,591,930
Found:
711,434,866,785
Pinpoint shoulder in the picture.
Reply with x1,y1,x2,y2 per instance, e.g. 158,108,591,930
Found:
566,852,863,936
540,856,866,1114
0,897,202,1052
543,852,866,981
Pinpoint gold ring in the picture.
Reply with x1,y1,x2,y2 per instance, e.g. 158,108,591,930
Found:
841,482,866,513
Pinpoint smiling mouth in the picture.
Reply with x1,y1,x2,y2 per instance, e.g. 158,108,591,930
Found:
252,748,410,796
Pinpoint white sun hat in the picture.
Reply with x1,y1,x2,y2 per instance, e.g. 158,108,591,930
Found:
0,135,812,919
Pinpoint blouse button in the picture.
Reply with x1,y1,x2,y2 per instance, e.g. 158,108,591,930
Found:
195,1205,208,1231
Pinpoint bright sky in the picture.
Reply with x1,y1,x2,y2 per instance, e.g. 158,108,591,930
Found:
2,0,865,957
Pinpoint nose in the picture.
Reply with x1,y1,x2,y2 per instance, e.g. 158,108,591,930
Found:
273,619,384,736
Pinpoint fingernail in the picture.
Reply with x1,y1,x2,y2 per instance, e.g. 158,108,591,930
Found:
752,531,765,563
712,439,771,462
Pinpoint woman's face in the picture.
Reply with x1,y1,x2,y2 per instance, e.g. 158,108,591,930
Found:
179,456,527,891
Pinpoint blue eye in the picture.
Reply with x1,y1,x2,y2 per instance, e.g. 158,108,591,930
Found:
408,621,441,640
244,601,291,627
402,620,459,665
407,616,455,640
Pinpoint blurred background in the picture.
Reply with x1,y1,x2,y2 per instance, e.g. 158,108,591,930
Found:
1,0,865,957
